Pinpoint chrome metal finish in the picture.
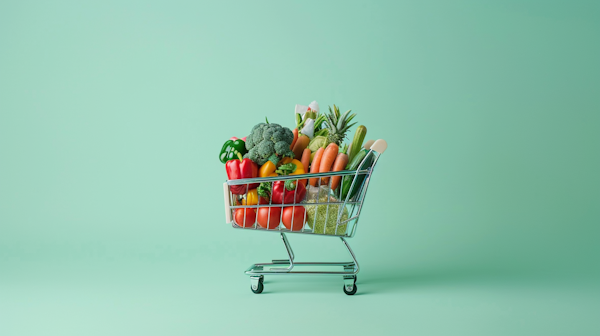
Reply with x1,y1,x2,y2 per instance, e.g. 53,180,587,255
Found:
271,259,290,264
269,233,295,271
250,276,262,290
227,169,372,185
224,149,383,238
343,276,355,291
224,140,386,294
341,237,359,274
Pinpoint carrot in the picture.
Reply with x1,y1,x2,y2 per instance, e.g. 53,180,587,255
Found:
330,153,349,190
309,147,325,187
299,148,311,187
290,128,298,150
292,135,310,159
319,143,339,185
301,148,311,175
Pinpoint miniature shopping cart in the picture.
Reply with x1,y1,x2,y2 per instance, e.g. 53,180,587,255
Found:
223,139,387,295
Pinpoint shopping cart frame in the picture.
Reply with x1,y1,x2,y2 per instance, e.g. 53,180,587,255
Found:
223,139,387,295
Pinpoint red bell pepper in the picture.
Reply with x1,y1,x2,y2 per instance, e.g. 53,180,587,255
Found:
226,154,259,195
271,179,306,204
230,136,247,141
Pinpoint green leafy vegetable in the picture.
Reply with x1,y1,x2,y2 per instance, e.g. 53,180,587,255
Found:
244,121,295,166
307,136,329,153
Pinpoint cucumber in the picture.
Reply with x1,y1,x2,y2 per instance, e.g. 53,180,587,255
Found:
347,126,367,164
337,149,374,201
346,148,367,170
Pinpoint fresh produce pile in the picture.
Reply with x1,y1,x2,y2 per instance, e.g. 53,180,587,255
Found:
220,101,373,235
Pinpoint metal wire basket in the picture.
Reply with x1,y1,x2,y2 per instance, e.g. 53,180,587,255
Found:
223,139,387,295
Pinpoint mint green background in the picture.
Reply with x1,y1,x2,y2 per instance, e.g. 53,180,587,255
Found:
1,1,599,335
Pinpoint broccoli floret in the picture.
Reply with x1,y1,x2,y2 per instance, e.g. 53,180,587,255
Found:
246,123,266,151
282,127,294,144
257,141,275,158
274,141,292,156
245,147,258,161
262,125,276,141
243,121,295,166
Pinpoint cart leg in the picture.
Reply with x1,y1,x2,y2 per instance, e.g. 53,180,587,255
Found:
341,237,359,295
344,266,357,284
340,237,359,274
281,232,295,262
269,233,295,272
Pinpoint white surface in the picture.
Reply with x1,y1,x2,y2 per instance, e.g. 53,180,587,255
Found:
223,182,231,223
371,139,388,154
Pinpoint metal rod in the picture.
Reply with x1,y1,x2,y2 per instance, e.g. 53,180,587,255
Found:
269,233,295,272
253,262,355,266
282,232,294,261
340,237,359,274
227,169,372,185
229,149,383,239
247,271,356,275
231,144,387,294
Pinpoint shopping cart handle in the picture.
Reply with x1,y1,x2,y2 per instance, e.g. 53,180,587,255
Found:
363,139,375,150
371,139,387,154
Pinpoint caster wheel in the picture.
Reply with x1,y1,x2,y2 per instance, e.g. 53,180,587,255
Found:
343,284,357,295
251,277,264,294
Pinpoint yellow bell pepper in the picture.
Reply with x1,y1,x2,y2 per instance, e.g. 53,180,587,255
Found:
261,158,305,177
288,159,305,175
242,188,259,205
284,159,306,187
259,161,277,177
278,159,307,187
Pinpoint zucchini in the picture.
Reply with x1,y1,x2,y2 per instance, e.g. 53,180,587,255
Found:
347,126,367,165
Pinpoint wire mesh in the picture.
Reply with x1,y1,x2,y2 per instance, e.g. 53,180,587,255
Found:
225,150,380,238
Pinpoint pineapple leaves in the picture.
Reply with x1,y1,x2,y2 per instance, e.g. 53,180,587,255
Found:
324,104,357,145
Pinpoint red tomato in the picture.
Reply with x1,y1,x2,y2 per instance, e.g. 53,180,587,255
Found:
234,208,256,228
282,206,306,231
257,207,282,229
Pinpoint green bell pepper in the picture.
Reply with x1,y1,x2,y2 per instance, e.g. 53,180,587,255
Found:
219,139,248,164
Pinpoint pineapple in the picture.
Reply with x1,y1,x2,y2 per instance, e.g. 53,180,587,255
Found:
324,104,357,145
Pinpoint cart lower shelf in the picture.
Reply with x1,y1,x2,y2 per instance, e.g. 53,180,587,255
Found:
244,233,359,295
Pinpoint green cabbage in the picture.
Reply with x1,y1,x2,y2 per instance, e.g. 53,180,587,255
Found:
307,135,329,152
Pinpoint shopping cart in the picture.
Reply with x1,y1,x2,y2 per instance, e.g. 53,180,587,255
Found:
223,139,387,295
